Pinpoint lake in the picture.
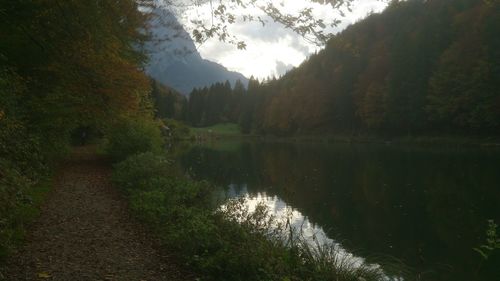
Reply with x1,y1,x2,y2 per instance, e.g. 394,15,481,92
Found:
173,140,500,280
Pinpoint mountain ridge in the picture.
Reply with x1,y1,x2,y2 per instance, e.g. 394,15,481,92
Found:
145,8,248,95
180,0,500,136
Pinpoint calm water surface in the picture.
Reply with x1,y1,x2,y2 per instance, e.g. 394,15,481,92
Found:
173,140,500,280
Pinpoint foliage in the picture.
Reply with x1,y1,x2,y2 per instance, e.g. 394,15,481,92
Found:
187,80,235,127
474,220,500,260
106,118,164,162
182,0,499,137
112,152,405,281
0,0,154,269
159,0,356,47
0,0,154,173
150,79,187,121
0,172,51,275
185,77,268,135
0,68,51,271
112,152,177,191
190,123,242,137
0,161,31,262
1,0,151,131
161,119,191,140
0,121,47,259
472,219,500,279
427,0,500,132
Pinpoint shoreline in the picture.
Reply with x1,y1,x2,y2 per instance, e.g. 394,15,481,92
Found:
187,132,500,147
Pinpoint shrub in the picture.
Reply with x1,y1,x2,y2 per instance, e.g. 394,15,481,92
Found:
0,160,51,276
111,151,399,281
0,68,52,277
106,118,164,161
112,152,173,191
161,119,191,140
0,162,31,262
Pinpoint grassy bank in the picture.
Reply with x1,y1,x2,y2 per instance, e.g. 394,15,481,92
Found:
0,177,52,277
190,123,249,139
105,118,422,281
111,153,400,281
188,123,500,147
105,120,410,281
282,134,500,146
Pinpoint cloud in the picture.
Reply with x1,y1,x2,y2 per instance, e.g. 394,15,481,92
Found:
178,0,388,79
275,61,295,77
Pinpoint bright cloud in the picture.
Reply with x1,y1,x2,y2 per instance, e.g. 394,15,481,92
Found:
178,0,388,80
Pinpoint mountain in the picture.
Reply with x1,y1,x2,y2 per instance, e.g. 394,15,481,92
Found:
247,0,500,135
144,8,248,95
180,0,499,136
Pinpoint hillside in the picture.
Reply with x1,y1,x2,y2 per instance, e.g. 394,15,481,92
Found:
2,1,499,280
184,0,499,136
150,79,187,120
257,0,500,135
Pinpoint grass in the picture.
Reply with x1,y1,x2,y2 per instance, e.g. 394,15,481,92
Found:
190,123,242,137
255,133,500,147
106,122,415,280
111,151,411,281
189,122,500,147
188,139,244,153
0,177,52,278
181,120,500,147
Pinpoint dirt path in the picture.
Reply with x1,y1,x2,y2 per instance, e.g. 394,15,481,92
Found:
6,147,192,281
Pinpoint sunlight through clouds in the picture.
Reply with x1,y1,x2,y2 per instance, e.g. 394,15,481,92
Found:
178,0,388,79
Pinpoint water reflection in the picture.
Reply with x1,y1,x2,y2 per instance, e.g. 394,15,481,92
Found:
224,186,397,280
226,185,331,245
175,141,500,280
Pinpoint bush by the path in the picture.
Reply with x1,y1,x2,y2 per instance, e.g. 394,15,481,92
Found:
112,152,393,281
106,118,164,162
0,117,50,270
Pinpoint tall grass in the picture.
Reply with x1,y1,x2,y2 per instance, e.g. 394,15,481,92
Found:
190,123,242,137
112,152,413,281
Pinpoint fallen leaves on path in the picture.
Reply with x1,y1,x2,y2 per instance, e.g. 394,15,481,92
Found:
6,146,193,281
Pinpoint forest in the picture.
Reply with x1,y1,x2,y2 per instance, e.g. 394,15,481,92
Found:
1,0,499,280
180,0,500,136
0,0,155,263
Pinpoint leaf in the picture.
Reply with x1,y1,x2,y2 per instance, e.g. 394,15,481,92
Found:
37,272,51,278
480,245,494,250
473,248,488,260
237,41,247,50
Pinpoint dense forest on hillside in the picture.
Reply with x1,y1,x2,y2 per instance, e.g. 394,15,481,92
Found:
183,0,500,136
0,0,153,156
150,79,188,120
2,1,499,280
0,0,156,260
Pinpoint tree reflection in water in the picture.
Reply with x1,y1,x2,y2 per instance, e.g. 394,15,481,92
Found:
176,141,500,281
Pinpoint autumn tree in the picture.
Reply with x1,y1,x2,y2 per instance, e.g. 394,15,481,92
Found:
427,0,500,133
0,0,155,260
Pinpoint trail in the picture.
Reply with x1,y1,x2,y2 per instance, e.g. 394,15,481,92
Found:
6,147,191,281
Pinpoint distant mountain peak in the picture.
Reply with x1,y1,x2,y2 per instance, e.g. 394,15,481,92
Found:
144,8,248,95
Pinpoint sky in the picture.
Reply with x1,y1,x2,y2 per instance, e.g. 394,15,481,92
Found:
177,0,388,80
